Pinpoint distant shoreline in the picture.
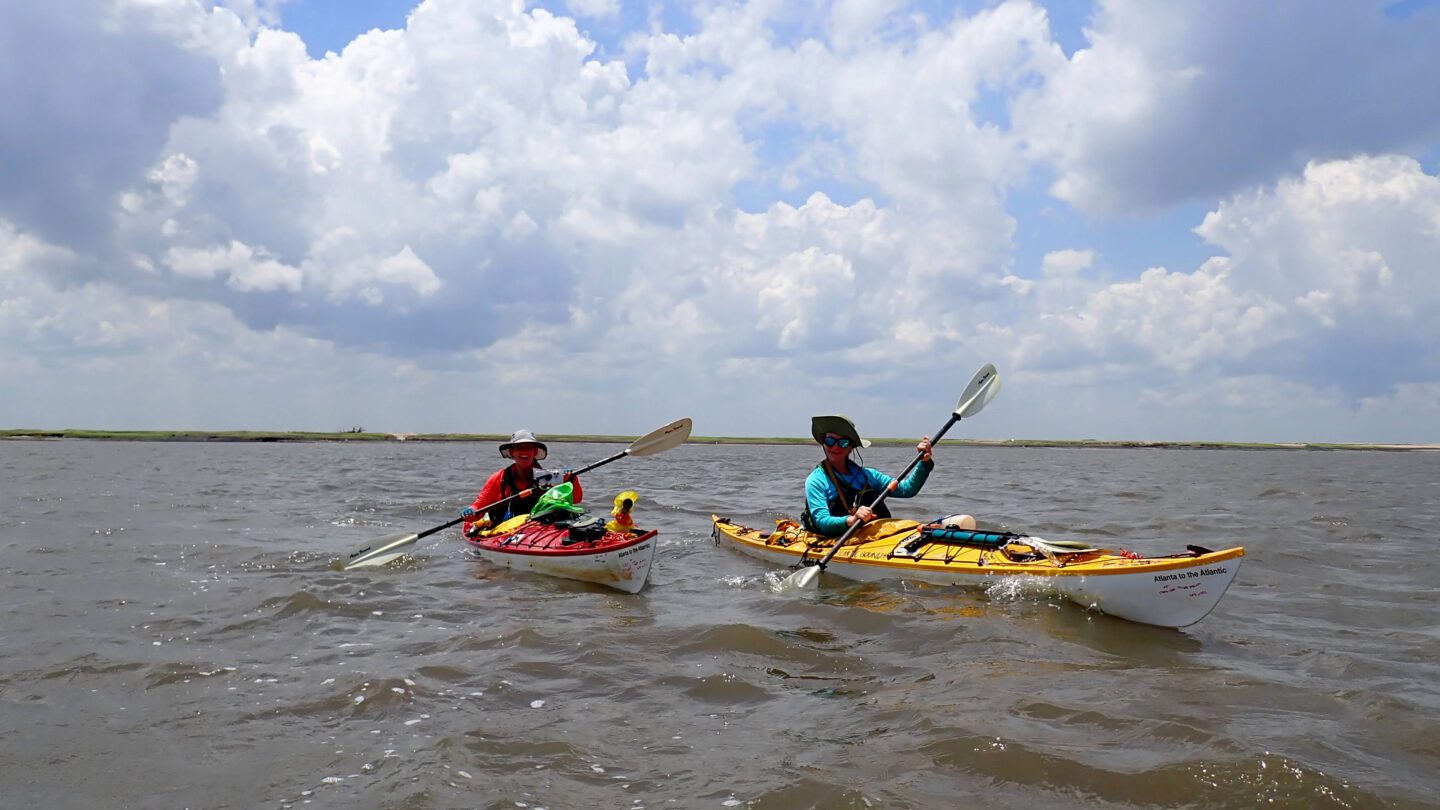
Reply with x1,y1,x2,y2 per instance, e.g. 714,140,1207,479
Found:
2,429,1436,451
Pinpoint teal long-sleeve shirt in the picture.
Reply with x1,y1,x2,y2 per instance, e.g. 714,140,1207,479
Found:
804,457,933,537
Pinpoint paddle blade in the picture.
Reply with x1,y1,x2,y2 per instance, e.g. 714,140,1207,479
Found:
776,564,821,592
954,364,1001,419
1028,536,1099,554
625,417,692,457
342,532,419,570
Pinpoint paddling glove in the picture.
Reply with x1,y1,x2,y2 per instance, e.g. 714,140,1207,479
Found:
460,506,477,518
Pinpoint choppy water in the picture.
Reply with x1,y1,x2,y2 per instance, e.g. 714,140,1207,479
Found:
2,439,1437,809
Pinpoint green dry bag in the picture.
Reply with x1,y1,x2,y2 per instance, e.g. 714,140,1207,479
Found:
530,482,585,519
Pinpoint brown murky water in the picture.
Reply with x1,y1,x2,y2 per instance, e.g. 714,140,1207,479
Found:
2,440,1437,808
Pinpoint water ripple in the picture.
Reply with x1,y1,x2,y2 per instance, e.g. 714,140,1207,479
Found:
1,441,1437,808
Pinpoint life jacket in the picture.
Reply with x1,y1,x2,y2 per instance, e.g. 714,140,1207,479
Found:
487,465,543,523
801,461,891,533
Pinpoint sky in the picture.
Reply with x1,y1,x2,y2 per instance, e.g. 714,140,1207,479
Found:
2,0,1440,443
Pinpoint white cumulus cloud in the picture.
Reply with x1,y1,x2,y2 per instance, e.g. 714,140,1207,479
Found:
0,0,1437,442
1013,0,1440,213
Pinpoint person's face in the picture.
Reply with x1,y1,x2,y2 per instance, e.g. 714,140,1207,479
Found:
509,445,540,467
822,433,853,464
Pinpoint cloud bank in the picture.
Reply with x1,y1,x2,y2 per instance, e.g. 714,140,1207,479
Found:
1,0,1437,442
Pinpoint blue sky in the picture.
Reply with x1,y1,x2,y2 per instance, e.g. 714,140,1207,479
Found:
281,0,417,57
2,0,1439,443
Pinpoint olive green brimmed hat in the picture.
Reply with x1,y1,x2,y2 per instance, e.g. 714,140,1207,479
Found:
810,414,871,448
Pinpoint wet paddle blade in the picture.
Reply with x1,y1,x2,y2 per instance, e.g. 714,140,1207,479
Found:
776,564,821,592
342,532,419,570
954,364,1001,419
625,417,692,457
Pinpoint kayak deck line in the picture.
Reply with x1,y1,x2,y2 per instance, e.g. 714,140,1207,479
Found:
888,540,1246,577
712,515,1244,628
738,517,1244,577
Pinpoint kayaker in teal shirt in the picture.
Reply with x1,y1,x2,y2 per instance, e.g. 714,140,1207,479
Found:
802,414,935,537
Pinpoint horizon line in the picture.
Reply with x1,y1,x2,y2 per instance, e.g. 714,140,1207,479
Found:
2,429,1436,451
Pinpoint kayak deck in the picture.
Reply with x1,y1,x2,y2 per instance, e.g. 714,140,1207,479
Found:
466,518,658,594
712,515,1244,628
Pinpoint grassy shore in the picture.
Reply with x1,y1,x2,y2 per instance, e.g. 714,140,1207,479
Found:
1,429,1435,451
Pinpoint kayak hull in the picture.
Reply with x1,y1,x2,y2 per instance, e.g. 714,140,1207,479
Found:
711,516,1243,628
466,520,658,594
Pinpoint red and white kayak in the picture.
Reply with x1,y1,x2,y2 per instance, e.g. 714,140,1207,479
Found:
464,517,658,594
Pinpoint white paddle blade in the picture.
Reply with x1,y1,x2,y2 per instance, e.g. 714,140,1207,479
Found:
626,417,692,458
342,532,419,570
1028,536,1098,554
776,564,821,592
954,364,1001,419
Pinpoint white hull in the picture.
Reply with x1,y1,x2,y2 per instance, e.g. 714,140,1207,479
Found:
468,534,658,594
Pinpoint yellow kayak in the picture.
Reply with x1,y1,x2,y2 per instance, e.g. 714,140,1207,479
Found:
711,515,1244,628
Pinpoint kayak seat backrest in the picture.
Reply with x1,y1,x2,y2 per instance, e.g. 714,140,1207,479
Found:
562,516,608,545
534,509,583,527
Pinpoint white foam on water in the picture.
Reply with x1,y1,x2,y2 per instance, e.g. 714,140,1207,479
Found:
983,575,1052,602
530,699,545,708
763,570,791,589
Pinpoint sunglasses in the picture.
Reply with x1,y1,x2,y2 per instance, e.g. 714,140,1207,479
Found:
822,436,853,449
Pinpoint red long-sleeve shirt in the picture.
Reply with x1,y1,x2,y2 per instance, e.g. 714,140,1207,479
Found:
462,465,583,534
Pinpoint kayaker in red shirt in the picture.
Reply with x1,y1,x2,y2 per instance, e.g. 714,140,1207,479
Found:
461,430,583,534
